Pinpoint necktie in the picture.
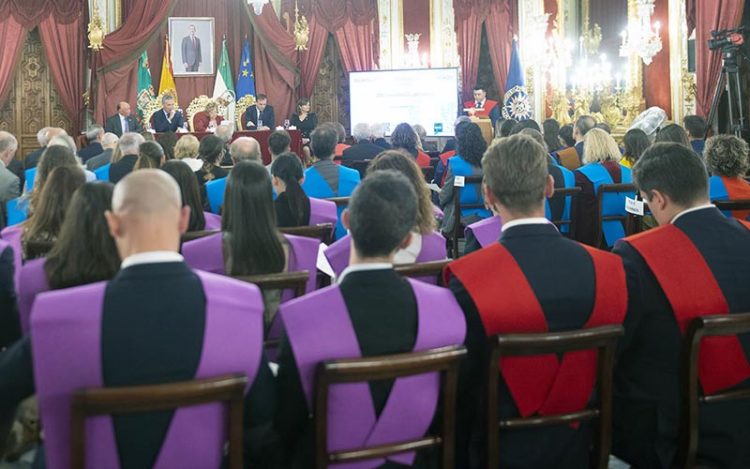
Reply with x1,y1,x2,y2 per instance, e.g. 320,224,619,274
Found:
123,118,129,133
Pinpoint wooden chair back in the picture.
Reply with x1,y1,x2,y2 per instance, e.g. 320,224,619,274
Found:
71,374,247,469
24,240,54,260
674,313,750,469
594,183,637,248
314,345,466,469
712,198,750,216
394,259,451,286
279,223,334,244
234,270,309,348
181,229,220,243
327,196,351,208
342,159,371,178
450,175,485,258
549,186,582,234
486,325,623,469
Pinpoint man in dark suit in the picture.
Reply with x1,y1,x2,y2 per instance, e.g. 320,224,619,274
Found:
342,123,383,163
77,125,105,163
23,127,65,170
684,114,707,156
181,24,202,72
276,171,466,468
0,242,19,349
244,94,275,130
447,134,627,468
104,101,142,137
86,132,119,171
612,143,750,468
0,170,279,467
266,129,290,169
151,95,184,133
0,133,20,209
109,132,145,183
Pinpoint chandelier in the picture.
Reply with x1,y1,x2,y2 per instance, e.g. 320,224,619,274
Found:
619,0,662,65
247,0,269,15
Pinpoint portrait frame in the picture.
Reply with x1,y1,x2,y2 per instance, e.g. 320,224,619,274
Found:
168,17,215,77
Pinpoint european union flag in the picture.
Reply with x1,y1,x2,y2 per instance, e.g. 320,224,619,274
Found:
236,39,256,101
502,40,532,121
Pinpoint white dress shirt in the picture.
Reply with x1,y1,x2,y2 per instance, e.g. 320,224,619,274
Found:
121,251,184,269
337,262,392,284
501,217,552,232
670,204,717,224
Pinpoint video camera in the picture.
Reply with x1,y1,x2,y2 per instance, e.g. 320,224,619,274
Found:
708,26,746,51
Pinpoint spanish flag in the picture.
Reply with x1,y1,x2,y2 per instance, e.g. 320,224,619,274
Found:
159,36,178,106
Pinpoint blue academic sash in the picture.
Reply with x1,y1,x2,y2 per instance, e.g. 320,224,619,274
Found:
448,156,491,220
302,166,360,239
545,164,576,233
577,162,633,247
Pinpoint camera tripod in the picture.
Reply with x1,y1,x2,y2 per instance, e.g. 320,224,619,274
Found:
705,46,748,138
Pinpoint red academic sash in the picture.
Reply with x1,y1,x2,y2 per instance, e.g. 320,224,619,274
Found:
722,176,750,220
627,222,750,395
445,242,626,417
463,99,498,119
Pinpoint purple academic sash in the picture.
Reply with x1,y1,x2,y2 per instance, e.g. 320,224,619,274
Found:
464,215,502,248
309,197,338,226
324,232,447,279
30,269,264,469
18,258,48,335
182,232,319,293
203,212,222,231
280,278,466,468
0,224,22,290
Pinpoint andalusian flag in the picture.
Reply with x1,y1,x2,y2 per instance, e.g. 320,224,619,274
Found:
159,36,178,106
213,39,236,124
136,50,155,120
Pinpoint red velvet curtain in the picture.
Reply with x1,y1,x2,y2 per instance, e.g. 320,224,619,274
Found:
695,0,745,117
686,0,697,35
335,19,377,72
485,0,517,97
544,0,558,35
455,0,516,102
297,16,329,99
0,0,79,29
39,13,87,135
247,3,299,119
0,18,28,106
93,0,179,122
643,0,672,116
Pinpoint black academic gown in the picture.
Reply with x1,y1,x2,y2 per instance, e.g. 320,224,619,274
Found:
0,243,20,349
275,268,440,469
0,261,280,468
451,223,597,469
612,207,750,469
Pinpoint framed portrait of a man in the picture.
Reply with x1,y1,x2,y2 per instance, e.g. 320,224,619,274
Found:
168,17,214,76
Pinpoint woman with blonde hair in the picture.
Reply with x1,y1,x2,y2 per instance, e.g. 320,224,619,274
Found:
573,128,633,247
194,101,224,132
324,149,447,278
173,134,202,171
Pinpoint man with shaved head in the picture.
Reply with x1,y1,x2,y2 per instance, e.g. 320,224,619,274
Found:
0,170,279,467
105,101,142,137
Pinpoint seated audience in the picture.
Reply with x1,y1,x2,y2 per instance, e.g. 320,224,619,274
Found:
78,125,104,163
193,101,224,132
705,134,750,220
302,124,361,238
0,238,19,348
435,116,472,186
612,143,750,468
0,132,21,209
556,115,594,170
447,133,627,468
267,129,292,170
158,131,177,160
18,183,119,333
161,160,221,231
85,132,119,171
595,122,612,134
276,170,466,467
134,141,165,170
390,122,431,168
194,135,228,186
0,170,279,468
215,123,235,165
342,123,382,164
371,122,391,149
510,119,541,135
24,127,65,169
495,118,517,139
325,149,447,276
230,136,261,164
684,114,708,156
439,121,491,234
655,123,691,147
333,122,350,159
182,161,320,298
414,123,436,152
542,118,561,152
22,166,85,259
29,145,79,212
109,132,146,184
173,134,202,171
558,123,575,149
271,153,310,228
573,128,632,248
622,128,651,168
